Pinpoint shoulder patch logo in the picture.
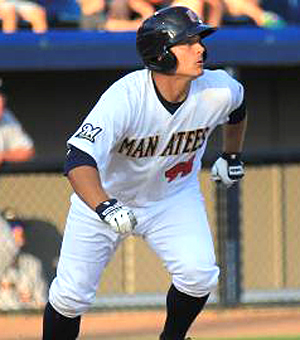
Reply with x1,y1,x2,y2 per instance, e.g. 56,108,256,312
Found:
75,123,102,142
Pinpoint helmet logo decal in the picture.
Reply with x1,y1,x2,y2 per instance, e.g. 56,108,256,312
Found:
186,8,201,23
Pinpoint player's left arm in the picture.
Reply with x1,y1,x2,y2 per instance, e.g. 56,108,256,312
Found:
211,97,248,187
222,112,247,154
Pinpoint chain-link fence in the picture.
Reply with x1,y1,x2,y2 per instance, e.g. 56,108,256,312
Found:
0,157,300,311
241,163,300,303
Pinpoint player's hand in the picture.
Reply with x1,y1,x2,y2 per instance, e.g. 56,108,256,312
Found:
95,199,137,234
211,152,244,188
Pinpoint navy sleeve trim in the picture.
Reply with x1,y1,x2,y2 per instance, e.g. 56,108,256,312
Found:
228,98,247,124
64,145,97,176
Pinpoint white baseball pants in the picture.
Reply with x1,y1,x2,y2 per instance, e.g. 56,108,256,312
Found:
49,186,219,317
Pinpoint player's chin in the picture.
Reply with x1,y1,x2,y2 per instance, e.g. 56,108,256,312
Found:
191,68,203,79
194,63,204,76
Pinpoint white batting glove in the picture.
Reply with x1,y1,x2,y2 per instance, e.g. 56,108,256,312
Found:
95,199,137,234
211,153,244,188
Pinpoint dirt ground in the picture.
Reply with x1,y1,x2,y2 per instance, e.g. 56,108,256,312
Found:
0,306,300,340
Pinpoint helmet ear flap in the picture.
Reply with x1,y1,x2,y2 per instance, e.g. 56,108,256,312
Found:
155,49,177,74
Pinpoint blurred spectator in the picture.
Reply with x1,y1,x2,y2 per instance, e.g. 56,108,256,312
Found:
172,0,285,28
100,0,285,31
0,0,48,33
0,86,35,168
172,0,224,26
76,0,106,30
105,0,171,31
222,0,286,28
0,214,18,280
0,208,47,311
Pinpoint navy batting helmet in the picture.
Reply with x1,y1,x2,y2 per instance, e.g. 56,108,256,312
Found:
136,6,217,73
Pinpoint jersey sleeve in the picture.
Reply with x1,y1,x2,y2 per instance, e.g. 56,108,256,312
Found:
67,82,134,171
228,97,247,124
227,72,244,114
215,69,245,126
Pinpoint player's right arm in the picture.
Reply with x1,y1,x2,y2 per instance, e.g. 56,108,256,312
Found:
67,164,110,211
65,80,138,233
65,146,137,234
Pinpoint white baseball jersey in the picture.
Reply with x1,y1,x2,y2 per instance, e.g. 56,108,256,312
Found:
0,109,34,154
68,68,243,208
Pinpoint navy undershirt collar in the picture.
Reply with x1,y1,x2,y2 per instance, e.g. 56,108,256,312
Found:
153,79,185,115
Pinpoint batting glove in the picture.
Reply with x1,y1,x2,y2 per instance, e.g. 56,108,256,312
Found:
95,199,137,234
211,152,244,188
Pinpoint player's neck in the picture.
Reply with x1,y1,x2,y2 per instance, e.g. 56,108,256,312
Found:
152,72,191,103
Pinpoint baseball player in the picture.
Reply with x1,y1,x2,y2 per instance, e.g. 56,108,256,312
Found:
42,6,247,340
